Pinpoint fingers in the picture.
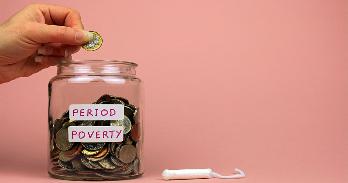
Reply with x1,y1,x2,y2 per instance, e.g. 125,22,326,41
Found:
31,4,84,29
19,56,62,77
37,45,81,57
1,55,66,82
34,55,69,66
24,23,93,45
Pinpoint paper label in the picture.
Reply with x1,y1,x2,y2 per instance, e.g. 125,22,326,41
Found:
68,126,124,142
69,104,124,120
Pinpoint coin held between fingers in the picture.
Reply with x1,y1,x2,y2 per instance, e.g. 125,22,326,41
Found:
82,31,103,51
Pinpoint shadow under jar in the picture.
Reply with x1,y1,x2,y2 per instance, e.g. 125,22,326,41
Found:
48,60,144,180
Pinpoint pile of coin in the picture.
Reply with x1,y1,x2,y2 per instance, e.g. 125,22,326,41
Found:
49,94,142,180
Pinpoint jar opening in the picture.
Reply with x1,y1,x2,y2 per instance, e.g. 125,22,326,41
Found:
57,59,138,76
60,60,138,67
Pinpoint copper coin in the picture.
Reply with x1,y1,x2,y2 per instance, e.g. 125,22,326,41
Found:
86,147,109,161
117,145,136,164
91,146,109,158
59,144,82,162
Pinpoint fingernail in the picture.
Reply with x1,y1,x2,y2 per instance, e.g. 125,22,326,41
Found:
75,30,93,43
85,31,94,41
35,56,43,63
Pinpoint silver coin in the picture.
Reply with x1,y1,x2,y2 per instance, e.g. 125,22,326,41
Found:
110,155,126,167
117,164,134,175
109,143,119,156
98,158,116,170
58,160,74,171
82,31,103,51
110,98,126,105
71,159,84,170
58,151,75,162
132,158,140,174
81,157,102,170
124,106,136,121
79,120,95,126
115,97,129,105
53,118,64,135
82,142,105,151
110,116,132,134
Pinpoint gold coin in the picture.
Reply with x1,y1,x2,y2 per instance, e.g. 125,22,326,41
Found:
55,127,73,151
82,149,101,156
82,31,103,51
86,147,109,161
98,158,116,170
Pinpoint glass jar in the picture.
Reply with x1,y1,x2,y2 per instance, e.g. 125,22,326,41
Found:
48,60,143,180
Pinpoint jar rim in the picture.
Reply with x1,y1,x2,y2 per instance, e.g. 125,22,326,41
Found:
60,59,138,67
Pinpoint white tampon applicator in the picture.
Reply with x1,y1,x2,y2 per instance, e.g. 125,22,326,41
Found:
162,168,246,180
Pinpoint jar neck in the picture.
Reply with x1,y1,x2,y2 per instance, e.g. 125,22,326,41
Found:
57,60,137,76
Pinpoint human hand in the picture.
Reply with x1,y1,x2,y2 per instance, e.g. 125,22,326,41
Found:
0,4,93,83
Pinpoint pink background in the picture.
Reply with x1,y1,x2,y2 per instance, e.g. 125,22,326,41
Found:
0,0,347,182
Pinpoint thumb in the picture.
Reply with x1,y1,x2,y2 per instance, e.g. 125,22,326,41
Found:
24,23,93,45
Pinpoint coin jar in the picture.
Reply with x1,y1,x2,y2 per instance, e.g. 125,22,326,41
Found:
48,60,143,180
